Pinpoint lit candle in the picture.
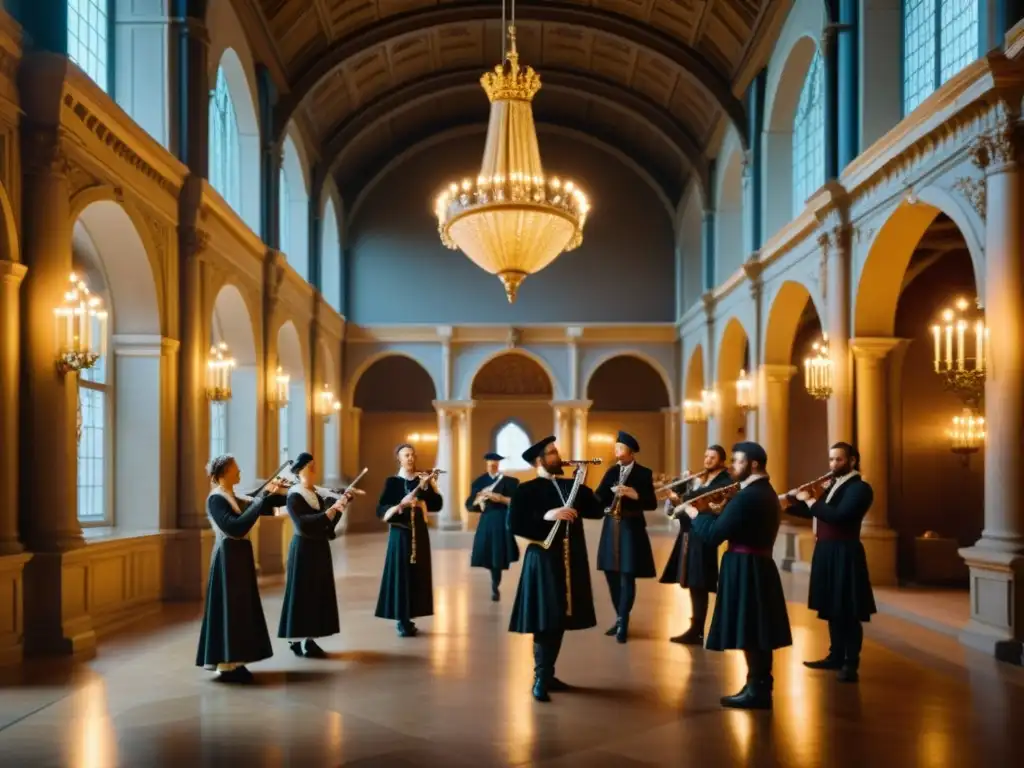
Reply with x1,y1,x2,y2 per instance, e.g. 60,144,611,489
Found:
945,323,953,369
804,359,810,390
932,325,940,372
957,321,966,370
975,321,984,371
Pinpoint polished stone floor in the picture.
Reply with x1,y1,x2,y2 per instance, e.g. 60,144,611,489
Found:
2,527,1023,767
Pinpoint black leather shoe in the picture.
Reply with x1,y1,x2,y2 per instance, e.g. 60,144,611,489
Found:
670,627,704,645
548,676,572,692
837,664,859,683
532,676,550,702
803,655,843,670
721,681,771,710
616,620,629,644
491,588,500,602
289,642,304,657
303,639,327,658
397,622,418,638
216,666,253,684
605,621,619,637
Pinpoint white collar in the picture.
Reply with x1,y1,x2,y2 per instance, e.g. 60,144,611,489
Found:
289,483,321,509
398,469,418,481
825,470,860,503
209,485,240,514
740,473,768,489
488,472,500,480
618,461,635,470
537,466,561,480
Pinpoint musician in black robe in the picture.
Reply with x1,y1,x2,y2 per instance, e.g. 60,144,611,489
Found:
783,441,876,682
683,441,792,710
278,452,354,657
196,454,287,683
465,451,520,601
508,436,604,702
594,431,657,643
660,444,733,644
375,443,443,637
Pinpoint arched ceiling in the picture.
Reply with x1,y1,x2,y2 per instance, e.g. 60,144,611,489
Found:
242,1,778,208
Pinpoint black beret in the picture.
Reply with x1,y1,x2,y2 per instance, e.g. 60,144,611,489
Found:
616,431,640,452
522,435,556,465
293,452,314,473
732,441,767,467
483,452,504,461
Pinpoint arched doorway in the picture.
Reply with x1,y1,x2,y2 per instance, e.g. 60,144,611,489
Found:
856,204,983,587
210,284,258,489
586,355,672,477
716,318,751,450
276,321,307,465
72,200,162,529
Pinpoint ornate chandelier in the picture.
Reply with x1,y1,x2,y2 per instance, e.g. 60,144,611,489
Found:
434,7,590,303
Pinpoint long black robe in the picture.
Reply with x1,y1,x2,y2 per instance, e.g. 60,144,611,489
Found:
787,474,877,622
196,488,285,668
466,473,520,570
374,475,443,620
508,474,603,634
691,477,793,651
594,462,657,577
277,486,344,639
659,469,735,592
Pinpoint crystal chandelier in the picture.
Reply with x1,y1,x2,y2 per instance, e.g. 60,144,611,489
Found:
434,3,590,303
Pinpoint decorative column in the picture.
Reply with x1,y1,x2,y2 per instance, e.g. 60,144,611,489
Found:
959,112,1024,658
0,261,26,555
661,406,679,477
572,400,591,460
552,401,573,452
821,221,854,446
851,337,901,586
439,325,453,401
433,401,458,530
169,8,210,170
455,402,474,530
566,326,583,398
344,406,362,478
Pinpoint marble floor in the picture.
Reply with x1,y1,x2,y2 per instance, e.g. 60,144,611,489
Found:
2,528,1023,767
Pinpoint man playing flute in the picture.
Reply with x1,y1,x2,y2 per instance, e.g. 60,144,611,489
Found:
465,451,520,601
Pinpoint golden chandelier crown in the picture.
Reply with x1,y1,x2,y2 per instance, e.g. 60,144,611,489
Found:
480,31,541,102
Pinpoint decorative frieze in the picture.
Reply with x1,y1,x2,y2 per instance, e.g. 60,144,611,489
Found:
951,176,986,219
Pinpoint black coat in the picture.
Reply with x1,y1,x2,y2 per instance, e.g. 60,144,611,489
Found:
508,474,604,634
277,487,344,639
660,469,734,592
374,475,443,620
196,488,285,668
594,462,658,576
466,473,520,570
691,477,793,651
787,474,877,622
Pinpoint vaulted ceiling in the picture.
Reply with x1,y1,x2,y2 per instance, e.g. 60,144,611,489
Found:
241,0,783,208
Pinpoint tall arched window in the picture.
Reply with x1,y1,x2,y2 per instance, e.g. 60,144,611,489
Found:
792,51,825,217
279,168,290,256
279,135,310,280
903,0,979,115
67,0,110,91
78,315,111,524
210,67,241,211
321,198,342,312
494,422,531,471
279,404,290,464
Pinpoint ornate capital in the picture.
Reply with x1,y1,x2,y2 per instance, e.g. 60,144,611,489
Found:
23,126,68,177
971,109,1020,172
180,226,211,259
0,260,27,286
506,327,521,348
951,177,986,219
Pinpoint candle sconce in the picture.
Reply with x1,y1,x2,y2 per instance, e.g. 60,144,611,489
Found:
55,272,108,375
931,297,986,407
682,398,707,424
206,342,235,402
317,385,341,423
947,408,985,467
268,365,290,409
736,369,757,414
700,388,720,419
804,334,833,400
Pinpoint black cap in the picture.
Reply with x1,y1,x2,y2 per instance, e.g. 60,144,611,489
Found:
732,441,767,467
293,452,314,473
616,431,640,452
483,452,504,461
522,435,556,465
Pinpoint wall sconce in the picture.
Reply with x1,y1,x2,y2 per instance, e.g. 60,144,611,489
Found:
588,433,615,444
682,398,707,424
407,432,438,443
54,272,107,375
804,334,833,400
700,388,720,419
931,297,986,407
947,408,985,466
317,384,341,423
736,369,756,414
268,365,290,409
206,342,235,401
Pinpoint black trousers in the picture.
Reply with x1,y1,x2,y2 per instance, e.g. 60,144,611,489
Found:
605,571,637,621
490,568,502,591
532,629,565,680
689,588,709,631
743,649,774,684
827,617,864,664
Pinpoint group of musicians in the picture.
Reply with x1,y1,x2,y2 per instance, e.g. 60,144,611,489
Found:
195,430,878,712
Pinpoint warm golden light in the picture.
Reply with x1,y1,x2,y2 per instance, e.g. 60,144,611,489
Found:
736,369,756,413
682,398,708,424
54,271,108,375
931,297,987,406
317,384,341,422
269,365,290,409
948,408,985,462
700,388,720,419
803,334,833,400
434,23,589,303
406,432,439,443
206,342,235,401
587,433,615,444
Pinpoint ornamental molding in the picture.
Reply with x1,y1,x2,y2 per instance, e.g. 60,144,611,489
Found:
951,176,986,219
23,126,69,176
968,106,1019,170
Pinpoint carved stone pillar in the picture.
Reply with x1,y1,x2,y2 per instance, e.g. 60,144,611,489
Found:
661,406,679,477
169,12,210,171
572,401,592,460
551,401,574,454
455,402,474,530
851,337,901,587
432,402,458,530
821,223,853,447
0,261,27,555
959,112,1024,659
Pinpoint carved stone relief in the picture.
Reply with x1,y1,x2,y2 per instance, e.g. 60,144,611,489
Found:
472,354,552,398
951,177,986,219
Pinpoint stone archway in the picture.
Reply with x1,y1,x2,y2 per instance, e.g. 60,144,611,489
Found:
683,344,707,473
716,317,751,450
276,321,307,465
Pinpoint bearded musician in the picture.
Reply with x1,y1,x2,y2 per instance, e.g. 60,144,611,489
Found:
593,431,657,644
465,451,520,601
659,444,733,645
781,441,876,683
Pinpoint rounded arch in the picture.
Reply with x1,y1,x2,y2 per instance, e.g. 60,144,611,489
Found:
317,337,338,391
320,179,343,313
717,317,750,387
0,181,20,263
856,194,984,337
586,353,673,411
211,46,261,233
276,320,307,381
684,344,705,399
763,279,822,366
211,283,258,366
490,419,534,472
350,350,438,405
715,129,746,281
469,349,557,399
280,130,311,279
